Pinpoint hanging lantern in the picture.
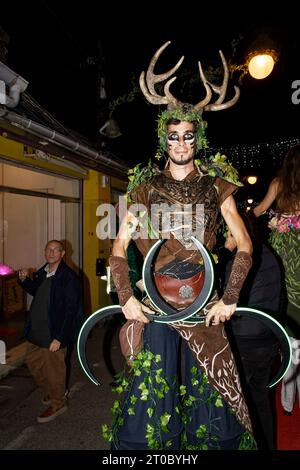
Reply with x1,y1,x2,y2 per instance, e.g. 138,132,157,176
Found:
248,53,275,79
245,32,279,80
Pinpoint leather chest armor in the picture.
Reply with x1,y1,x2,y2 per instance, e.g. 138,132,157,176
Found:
148,171,220,248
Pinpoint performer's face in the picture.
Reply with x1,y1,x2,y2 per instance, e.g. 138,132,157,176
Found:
167,121,196,166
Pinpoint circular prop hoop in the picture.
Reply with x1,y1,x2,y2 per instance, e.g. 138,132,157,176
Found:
142,236,214,323
77,305,123,385
77,306,291,388
234,307,292,388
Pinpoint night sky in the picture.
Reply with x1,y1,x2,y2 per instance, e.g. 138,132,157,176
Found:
1,3,300,167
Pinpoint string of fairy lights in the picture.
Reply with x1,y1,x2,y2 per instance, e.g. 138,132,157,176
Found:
207,137,300,171
205,136,300,211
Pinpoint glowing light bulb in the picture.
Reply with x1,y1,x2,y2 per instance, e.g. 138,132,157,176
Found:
248,54,274,79
247,176,257,185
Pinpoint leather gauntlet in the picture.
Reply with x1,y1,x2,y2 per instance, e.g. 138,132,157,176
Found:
109,256,133,306
222,251,252,305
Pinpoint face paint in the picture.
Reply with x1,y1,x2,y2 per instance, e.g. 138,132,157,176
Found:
167,131,195,146
167,122,196,165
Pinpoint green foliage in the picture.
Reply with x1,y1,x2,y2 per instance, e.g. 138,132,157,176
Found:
102,347,256,450
127,151,241,204
200,152,243,187
126,160,155,201
156,108,208,160
108,86,140,118
269,228,300,307
102,350,174,449
238,431,258,450
180,364,223,450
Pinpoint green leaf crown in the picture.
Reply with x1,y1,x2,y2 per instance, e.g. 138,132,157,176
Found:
156,108,208,160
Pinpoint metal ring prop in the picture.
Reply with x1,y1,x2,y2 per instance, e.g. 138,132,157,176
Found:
77,306,291,388
77,305,123,385
142,236,214,323
234,307,292,388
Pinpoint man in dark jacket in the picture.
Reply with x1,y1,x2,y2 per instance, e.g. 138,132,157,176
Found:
220,214,282,450
19,240,82,423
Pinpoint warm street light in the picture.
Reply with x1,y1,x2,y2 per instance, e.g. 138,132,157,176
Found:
246,32,279,80
248,53,275,79
247,176,258,185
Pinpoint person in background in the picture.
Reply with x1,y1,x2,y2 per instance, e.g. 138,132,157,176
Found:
220,213,282,449
253,145,300,417
19,240,82,423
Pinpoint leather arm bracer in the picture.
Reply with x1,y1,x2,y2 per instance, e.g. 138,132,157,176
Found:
222,251,252,305
109,256,133,306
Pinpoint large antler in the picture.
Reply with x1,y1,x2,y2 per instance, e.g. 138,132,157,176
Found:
202,50,240,112
140,42,240,113
139,41,184,109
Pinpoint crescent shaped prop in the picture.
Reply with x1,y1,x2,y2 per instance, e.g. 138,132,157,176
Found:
77,305,123,386
77,306,291,389
142,236,214,323
234,307,292,388
77,232,291,389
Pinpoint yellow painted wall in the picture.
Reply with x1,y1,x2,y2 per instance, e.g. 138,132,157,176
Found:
0,137,86,179
0,136,24,159
0,135,128,316
83,170,127,315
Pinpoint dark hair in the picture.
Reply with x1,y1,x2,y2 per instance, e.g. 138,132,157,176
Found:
166,118,198,128
276,144,300,213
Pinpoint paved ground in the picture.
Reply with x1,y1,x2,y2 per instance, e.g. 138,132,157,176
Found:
0,319,123,450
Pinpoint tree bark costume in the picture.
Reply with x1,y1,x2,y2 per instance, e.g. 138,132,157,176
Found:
109,41,254,449
110,170,253,449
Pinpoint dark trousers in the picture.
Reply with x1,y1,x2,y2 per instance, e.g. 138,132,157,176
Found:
233,340,278,450
113,322,245,450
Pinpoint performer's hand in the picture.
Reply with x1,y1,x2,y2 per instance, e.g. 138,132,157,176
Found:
49,339,61,352
135,279,145,292
205,299,236,327
122,296,154,324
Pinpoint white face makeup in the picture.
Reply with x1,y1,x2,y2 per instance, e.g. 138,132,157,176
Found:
167,122,196,166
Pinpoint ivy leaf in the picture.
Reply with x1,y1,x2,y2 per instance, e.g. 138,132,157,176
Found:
196,424,207,438
215,397,223,408
147,407,154,418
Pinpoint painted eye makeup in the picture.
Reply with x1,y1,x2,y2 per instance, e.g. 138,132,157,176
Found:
183,132,195,142
167,133,179,142
167,132,195,143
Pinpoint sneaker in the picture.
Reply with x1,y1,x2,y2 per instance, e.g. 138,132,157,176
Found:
37,404,68,423
41,396,51,406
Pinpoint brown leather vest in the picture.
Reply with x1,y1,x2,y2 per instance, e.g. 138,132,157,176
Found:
130,169,221,270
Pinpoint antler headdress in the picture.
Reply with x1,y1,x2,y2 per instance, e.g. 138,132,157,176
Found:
139,40,240,112
139,41,240,156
